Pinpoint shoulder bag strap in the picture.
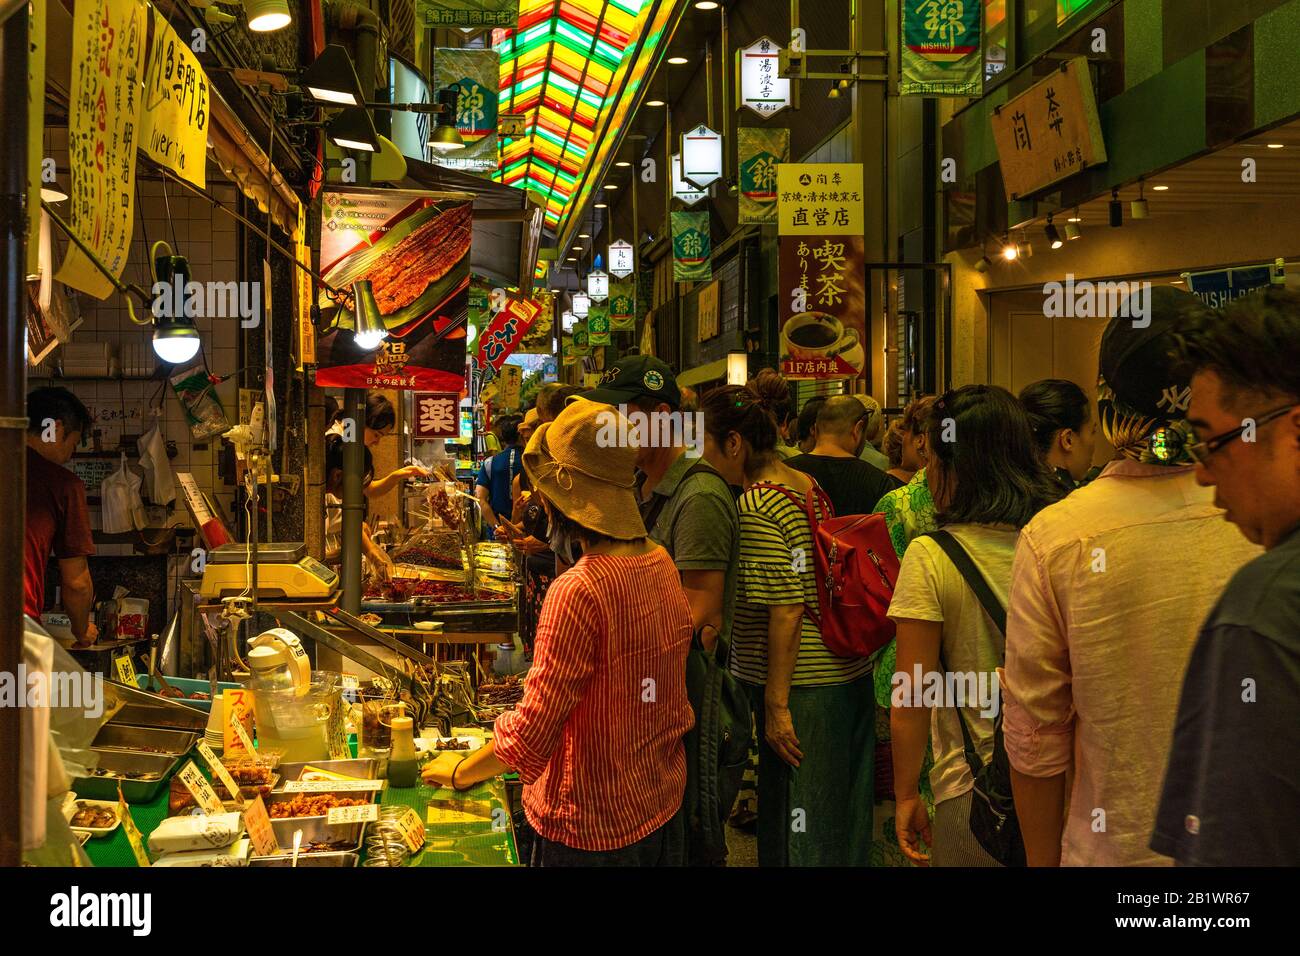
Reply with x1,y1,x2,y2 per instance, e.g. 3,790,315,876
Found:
921,529,1008,776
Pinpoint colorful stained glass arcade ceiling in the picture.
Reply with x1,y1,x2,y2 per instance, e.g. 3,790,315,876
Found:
495,0,672,234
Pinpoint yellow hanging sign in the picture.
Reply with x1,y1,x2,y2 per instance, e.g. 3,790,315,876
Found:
140,12,209,187
776,163,864,236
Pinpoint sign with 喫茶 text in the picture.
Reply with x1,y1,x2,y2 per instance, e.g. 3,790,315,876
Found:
141,15,210,188
990,56,1107,200
413,392,461,439
777,164,864,236
740,37,790,117
779,235,866,380
57,0,148,299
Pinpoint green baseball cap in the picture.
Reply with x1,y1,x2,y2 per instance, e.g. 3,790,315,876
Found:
578,355,681,410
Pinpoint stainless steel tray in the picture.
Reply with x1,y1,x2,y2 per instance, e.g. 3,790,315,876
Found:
248,851,359,867
102,679,209,732
265,791,373,851
74,749,180,803
274,758,378,788
92,724,198,757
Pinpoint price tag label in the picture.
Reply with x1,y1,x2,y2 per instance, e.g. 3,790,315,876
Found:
341,674,360,691
118,786,151,868
281,779,385,794
243,795,281,857
224,689,256,757
327,803,379,825
197,741,245,808
112,650,136,686
177,759,225,815
394,806,426,853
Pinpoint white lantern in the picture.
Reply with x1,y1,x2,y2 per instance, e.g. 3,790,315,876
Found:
740,37,791,117
681,124,723,189
572,293,590,318
672,153,708,205
609,240,635,278
561,310,577,333
587,270,609,301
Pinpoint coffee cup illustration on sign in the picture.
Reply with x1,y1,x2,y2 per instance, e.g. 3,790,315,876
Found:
780,311,864,375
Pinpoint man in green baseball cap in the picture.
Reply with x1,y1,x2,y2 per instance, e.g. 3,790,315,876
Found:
580,355,683,410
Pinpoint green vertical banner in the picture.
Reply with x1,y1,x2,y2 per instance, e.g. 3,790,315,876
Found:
433,48,500,176
671,211,712,282
587,302,611,345
738,127,788,225
901,0,982,96
572,326,591,356
609,281,636,331
562,336,576,365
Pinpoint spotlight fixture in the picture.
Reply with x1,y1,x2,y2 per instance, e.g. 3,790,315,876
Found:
244,0,291,33
1017,238,1033,258
1109,188,1123,227
974,244,991,273
1001,238,1018,261
40,183,68,203
827,86,840,100
151,254,202,364
300,44,363,105
327,107,380,152
1131,180,1149,219
1064,221,1081,240
350,280,388,350
1045,216,1063,249
428,88,465,152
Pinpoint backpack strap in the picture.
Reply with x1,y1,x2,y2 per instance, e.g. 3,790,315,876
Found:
921,529,1008,778
643,459,732,536
748,480,832,627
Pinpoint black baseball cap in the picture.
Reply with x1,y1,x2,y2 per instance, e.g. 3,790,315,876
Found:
1098,285,1210,420
578,355,681,410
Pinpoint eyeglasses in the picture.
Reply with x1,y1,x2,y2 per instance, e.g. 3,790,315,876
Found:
1186,404,1297,464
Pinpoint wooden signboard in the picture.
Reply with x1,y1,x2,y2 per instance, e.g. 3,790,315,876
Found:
990,56,1108,200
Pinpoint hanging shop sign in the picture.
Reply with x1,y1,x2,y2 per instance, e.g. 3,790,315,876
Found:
671,211,712,282
316,188,472,392
499,113,528,137
697,279,720,342
990,56,1107,200
418,0,517,28
516,289,555,353
57,0,148,299
141,13,210,188
587,301,611,346
433,48,500,177
561,309,577,333
476,295,543,373
672,153,709,205
609,240,635,278
738,127,789,225
739,37,791,117
609,280,636,331
587,269,609,301
778,235,867,380
681,125,724,189
498,363,523,409
776,163,864,236
294,204,315,370
1184,260,1285,309
901,0,983,96
572,292,590,317
413,391,461,439
390,55,433,165
572,326,591,356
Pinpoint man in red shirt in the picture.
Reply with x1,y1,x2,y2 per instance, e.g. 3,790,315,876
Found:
25,387,97,646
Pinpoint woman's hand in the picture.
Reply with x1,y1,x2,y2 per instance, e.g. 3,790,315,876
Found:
420,752,465,788
894,792,932,866
764,701,803,767
393,464,430,481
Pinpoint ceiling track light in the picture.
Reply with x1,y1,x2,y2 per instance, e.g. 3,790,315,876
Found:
1001,235,1018,261
1045,215,1063,249
1064,220,1081,240
1109,188,1123,227
1131,179,1149,219
244,0,291,33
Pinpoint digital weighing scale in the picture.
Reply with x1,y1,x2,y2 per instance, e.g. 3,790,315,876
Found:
199,542,339,599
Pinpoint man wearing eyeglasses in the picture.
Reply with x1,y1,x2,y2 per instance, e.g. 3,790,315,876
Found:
1000,286,1261,867
1150,287,1300,866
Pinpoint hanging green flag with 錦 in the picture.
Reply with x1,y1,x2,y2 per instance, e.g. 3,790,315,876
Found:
587,302,611,345
901,0,983,96
609,281,636,331
738,127,789,224
671,211,712,282
433,48,500,176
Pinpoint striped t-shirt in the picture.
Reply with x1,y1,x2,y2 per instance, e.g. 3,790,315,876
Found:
731,482,873,688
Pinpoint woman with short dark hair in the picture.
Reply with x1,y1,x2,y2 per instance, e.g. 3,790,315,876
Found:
888,385,1061,866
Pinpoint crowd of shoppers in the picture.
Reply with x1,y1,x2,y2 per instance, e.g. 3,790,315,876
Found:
459,285,1296,867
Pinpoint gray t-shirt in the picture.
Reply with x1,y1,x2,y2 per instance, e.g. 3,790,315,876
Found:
638,453,740,645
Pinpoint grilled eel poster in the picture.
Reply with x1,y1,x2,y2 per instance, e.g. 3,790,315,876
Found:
316,189,473,392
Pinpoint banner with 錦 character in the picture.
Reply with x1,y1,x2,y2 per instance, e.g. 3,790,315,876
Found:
316,188,472,392
57,0,148,299
587,301,611,346
609,281,636,331
778,235,866,380
432,48,499,177
901,0,982,96
671,211,712,282
476,294,543,373
738,127,788,224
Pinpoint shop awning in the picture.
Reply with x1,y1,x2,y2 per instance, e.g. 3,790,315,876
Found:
677,358,728,388
398,159,545,291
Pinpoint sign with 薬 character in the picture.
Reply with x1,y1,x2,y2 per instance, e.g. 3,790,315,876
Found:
417,0,517,28
413,392,461,439
740,37,790,117
777,164,864,236
141,14,210,188
990,56,1107,200
778,235,866,381
57,0,148,300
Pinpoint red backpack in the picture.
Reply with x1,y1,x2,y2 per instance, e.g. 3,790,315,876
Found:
751,482,900,658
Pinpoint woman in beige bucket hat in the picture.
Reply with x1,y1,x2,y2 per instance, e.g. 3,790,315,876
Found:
423,399,696,864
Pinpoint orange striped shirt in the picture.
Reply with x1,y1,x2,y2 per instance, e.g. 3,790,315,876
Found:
493,548,694,851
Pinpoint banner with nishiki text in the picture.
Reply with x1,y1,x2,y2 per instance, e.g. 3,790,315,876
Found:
671,211,712,282
901,0,982,97
609,281,636,331
433,48,499,177
738,127,788,225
